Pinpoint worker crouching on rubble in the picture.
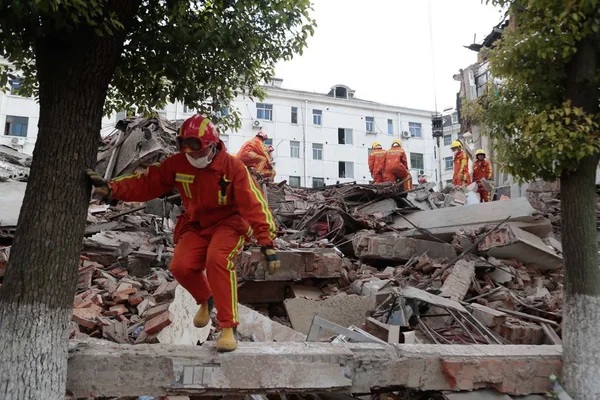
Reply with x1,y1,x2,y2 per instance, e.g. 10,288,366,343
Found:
368,141,386,183
383,139,413,191
450,140,471,188
237,130,272,180
86,114,280,352
472,148,493,202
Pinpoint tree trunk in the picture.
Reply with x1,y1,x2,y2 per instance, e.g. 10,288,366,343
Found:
562,37,600,398
0,3,136,399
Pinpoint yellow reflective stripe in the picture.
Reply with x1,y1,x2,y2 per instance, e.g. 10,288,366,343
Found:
218,192,227,205
181,182,192,198
226,235,245,323
488,164,493,179
198,118,210,137
175,173,195,183
246,170,276,240
112,171,143,182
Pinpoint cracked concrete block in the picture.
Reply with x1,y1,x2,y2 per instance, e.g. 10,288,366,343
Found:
352,231,455,261
468,303,507,328
479,224,563,271
237,304,305,342
157,285,210,346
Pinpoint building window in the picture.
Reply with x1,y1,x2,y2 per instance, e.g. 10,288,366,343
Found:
444,156,453,170
338,161,354,179
313,109,322,126
4,116,28,137
263,138,273,146
290,140,300,158
451,113,458,124
291,107,298,124
409,122,422,138
365,116,374,132
312,143,323,160
215,107,230,118
410,153,424,170
387,119,393,135
312,177,325,188
443,134,452,146
183,105,193,114
257,103,273,121
9,78,23,96
289,176,301,187
338,128,353,145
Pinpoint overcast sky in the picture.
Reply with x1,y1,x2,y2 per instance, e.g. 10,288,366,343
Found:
274,0,505,112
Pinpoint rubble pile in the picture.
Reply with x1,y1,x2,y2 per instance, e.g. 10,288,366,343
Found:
0,144,31,182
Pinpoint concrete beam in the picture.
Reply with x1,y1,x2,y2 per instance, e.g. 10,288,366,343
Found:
352,231,455,261
67,340,562,397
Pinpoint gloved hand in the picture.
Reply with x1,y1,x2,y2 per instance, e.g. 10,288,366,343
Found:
86,168,111,196
260,245,280,275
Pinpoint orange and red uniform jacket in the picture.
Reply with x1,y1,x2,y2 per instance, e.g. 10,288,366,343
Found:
383,147,409,178
472,159,492,183
368,148,386,181
237,137,271,173
452,150,472,186
256,152,276,179
109,143,277,247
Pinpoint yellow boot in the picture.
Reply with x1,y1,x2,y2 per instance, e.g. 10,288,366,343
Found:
216,327,238,352
193,297,213,328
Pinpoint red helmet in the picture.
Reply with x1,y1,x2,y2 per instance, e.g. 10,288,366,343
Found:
177,115,219,153
256,131,268,140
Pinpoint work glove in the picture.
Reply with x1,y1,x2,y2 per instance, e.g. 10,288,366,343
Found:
86,168,111,196
260,245,280,275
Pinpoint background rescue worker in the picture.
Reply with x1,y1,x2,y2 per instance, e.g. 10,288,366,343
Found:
472,148,493,202
368,141,386,183
86,115,280,352
450,140,471,187
237,131,271,177
383,139,412,191
256,145,276,180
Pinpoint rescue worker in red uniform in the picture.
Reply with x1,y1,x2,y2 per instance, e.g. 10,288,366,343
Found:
450,140,471,187
472,148,493,202
86,115,280,352
383,139,412,191
237,131,271,177
368,141,386,183
256,145,276,180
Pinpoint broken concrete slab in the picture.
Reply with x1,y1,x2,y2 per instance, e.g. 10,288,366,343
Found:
67,340,562,397
398,286,467,313
156,285,211,346
352,231,455,261
284,293,376,336
0,181,25,226
354,198,397,219
478,224,563,271
438,260,475,302
392,197,552,242
237,304,305,342
468,303,508,328
237,248,342,281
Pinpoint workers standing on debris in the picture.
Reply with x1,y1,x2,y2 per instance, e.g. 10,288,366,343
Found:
383,139,412,191
368,141,386,183
86,115,280,352
450,140,471,187
472,149,493,202
237,131,271,179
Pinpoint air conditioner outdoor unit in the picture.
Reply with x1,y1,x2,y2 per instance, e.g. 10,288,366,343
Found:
11,137,25,145
401,131,410,139
252,120,262,129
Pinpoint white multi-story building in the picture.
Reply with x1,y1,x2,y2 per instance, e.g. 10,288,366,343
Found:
2,75,439,188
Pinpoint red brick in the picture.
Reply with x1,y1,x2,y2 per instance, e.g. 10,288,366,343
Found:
145,302,171,320
112,288,137,303
72,308,101,330
107,304,128,316
128,295,144,306
144,311,172,335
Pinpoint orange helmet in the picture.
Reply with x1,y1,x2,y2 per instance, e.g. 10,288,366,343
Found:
177,115,219,153
256,131,268,140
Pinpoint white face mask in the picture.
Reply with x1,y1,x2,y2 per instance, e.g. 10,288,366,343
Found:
186,154,212,168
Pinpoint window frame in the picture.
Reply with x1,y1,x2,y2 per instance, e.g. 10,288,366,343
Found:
337,128,353,145
409,122,422,138
256,103,273,121
443,134,452,146
365,116,374,132
338,161,355,179
290,140,300,158
444,156,453,170
312,143,323,160
289,176,301,187
312,109,322,126
387,119,393,135
4,116,29,137
312,177,325,188
410,152,424,170
291,107,298,124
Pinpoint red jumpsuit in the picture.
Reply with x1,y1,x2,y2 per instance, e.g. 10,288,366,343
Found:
238,137,271,175
368,148,386,183
452,150,472,187
109,144,276,328
383,147,412,191
472,159,493,202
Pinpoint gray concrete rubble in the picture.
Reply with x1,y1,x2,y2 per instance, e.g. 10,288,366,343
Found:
391,197,552,241
0,181,25,226
157,285,211,346
478,223,563,271
352,230,455,261
236,304,305,342
66,339,562,397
